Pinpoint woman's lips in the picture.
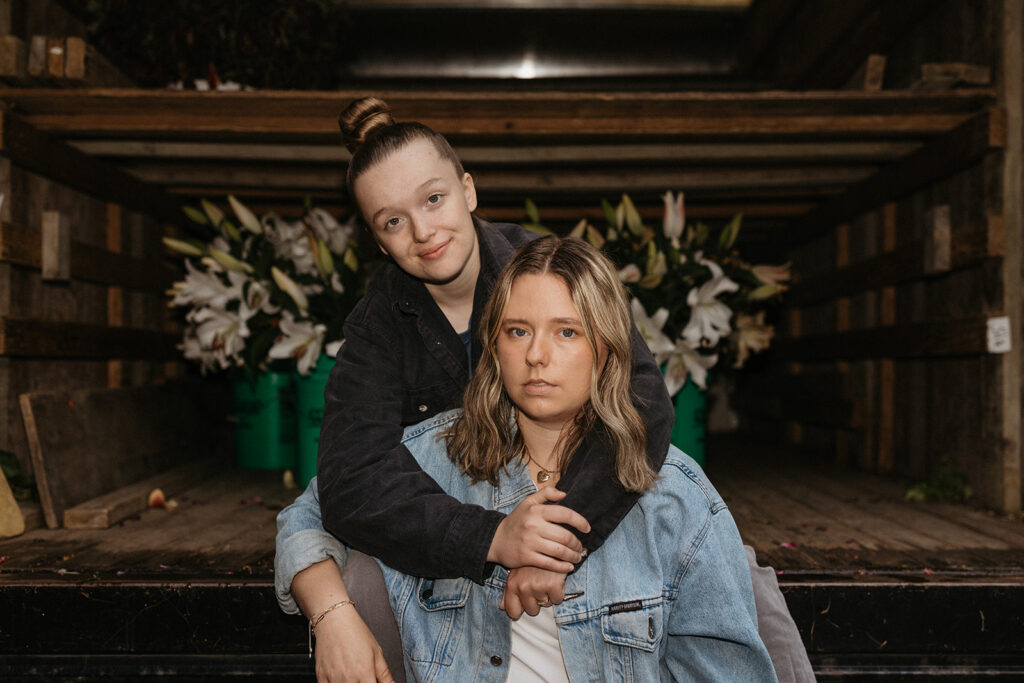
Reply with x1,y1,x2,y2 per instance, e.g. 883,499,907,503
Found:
523,380,553,395
419,239,450,260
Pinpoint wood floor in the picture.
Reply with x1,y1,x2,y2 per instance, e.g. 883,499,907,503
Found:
707,436,1024,580
2,439,1024,582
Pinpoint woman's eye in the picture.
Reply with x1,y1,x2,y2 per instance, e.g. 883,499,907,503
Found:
559,328,577,338
427,193,441,205
384,217,401,231
509,327,527,338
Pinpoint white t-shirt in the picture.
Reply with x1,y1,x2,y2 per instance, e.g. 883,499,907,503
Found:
508,605,570,682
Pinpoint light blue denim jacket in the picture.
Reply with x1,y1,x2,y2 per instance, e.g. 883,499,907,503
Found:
276,411,776,682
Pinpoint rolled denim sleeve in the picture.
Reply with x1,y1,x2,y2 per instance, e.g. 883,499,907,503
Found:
274,477,350,615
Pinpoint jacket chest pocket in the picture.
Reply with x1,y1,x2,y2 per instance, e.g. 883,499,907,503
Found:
398,577,472,666
601,600,663,681
400,382,456,425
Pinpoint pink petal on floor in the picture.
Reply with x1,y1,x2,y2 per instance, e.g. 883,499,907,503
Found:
780,542,797,548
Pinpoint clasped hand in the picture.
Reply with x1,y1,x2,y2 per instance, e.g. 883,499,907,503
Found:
487,487,591,619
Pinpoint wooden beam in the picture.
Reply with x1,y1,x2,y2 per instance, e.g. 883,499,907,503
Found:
0,88,994,138
129,162,876,193
40,210,69,281
789,108,1006,244
772,316,990,361
0,220,174,290
0,317,178,359
0,112,181,224
737,0,801,75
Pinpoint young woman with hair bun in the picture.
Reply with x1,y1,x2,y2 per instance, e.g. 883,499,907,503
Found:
276,98,814,682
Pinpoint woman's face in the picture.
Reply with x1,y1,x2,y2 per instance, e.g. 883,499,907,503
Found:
353,137,480,287
496,273,607,431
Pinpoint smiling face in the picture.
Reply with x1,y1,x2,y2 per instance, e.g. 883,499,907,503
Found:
353,137,480,288
496,272,607,432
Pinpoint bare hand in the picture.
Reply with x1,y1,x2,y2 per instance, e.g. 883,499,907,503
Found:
487,487,591,572
500,566,568,618
314,606,395,683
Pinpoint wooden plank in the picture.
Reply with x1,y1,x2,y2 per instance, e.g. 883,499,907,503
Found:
128,162,876,193
63,459,222,529
0,221,173,290
0,112,181,224
40,210,70,281
45,36,63,81
26,34,45,79
790,107,1006,245
0,34,27,83
997,0,1023,514
0,317,178,359
916,62,992,90
18,382,212,529
0,464,24,538
922,204,951,274
106,203,123,389
62,37,133,87
843,54,886,91
773,316,990,361
0,88,994,138
789,214,1003,307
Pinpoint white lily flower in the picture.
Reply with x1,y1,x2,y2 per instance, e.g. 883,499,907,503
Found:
170,260,237,310
307,208,355,255
264,214,318,276
178,329,219,374
733,312,774,368
268,311,326,375
325,339,345,358
630,298,676,364
618,264,641,283
191,306,249,369
682,260,739,349
664,338,718,395
330,270,345,294
239,277,279,318
662,191,684,246
752,263,791,287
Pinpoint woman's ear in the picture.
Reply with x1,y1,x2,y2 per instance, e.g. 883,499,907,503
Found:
462,172,478,213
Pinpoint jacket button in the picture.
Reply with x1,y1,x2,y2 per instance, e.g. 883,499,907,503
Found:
490,655,502,666
421,588,432,600
418,404,428,412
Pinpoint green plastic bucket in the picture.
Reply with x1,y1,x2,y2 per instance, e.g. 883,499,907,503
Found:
670,376,707,469
294,355,335,487
232,370,297,470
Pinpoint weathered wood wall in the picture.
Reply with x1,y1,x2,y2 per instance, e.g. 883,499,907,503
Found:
742,0,1023,513
0,0,184,484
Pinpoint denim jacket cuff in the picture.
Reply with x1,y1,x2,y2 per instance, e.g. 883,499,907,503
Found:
274,528,350,615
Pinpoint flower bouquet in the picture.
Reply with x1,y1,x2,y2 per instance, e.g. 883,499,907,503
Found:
164,197,363,376
526,192,789,396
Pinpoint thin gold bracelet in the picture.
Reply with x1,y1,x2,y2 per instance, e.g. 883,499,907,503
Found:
308,599,356,657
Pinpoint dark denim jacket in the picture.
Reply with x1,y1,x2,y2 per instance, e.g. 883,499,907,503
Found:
317,218,673,583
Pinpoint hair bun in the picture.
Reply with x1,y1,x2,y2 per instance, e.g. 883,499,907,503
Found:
338,97,395,154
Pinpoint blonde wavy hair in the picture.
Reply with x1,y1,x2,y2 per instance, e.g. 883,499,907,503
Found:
445,236,655,493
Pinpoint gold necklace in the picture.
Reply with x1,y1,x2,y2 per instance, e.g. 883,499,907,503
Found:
526,453,556,483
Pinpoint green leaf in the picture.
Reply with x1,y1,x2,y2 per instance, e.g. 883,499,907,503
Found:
718,212,743,251
183,205,209,225
525,198,540,225
601,199,617,228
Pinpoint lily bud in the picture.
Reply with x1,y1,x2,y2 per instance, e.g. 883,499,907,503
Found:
162,236,205,257
272,266,309,313
229,195,263,235
208,248,254,274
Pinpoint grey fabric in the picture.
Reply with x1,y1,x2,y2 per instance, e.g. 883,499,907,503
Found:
340,550,406,683
746,545,817,682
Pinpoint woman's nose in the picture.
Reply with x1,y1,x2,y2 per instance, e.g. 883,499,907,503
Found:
410,216,435,243
526,336,549,366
